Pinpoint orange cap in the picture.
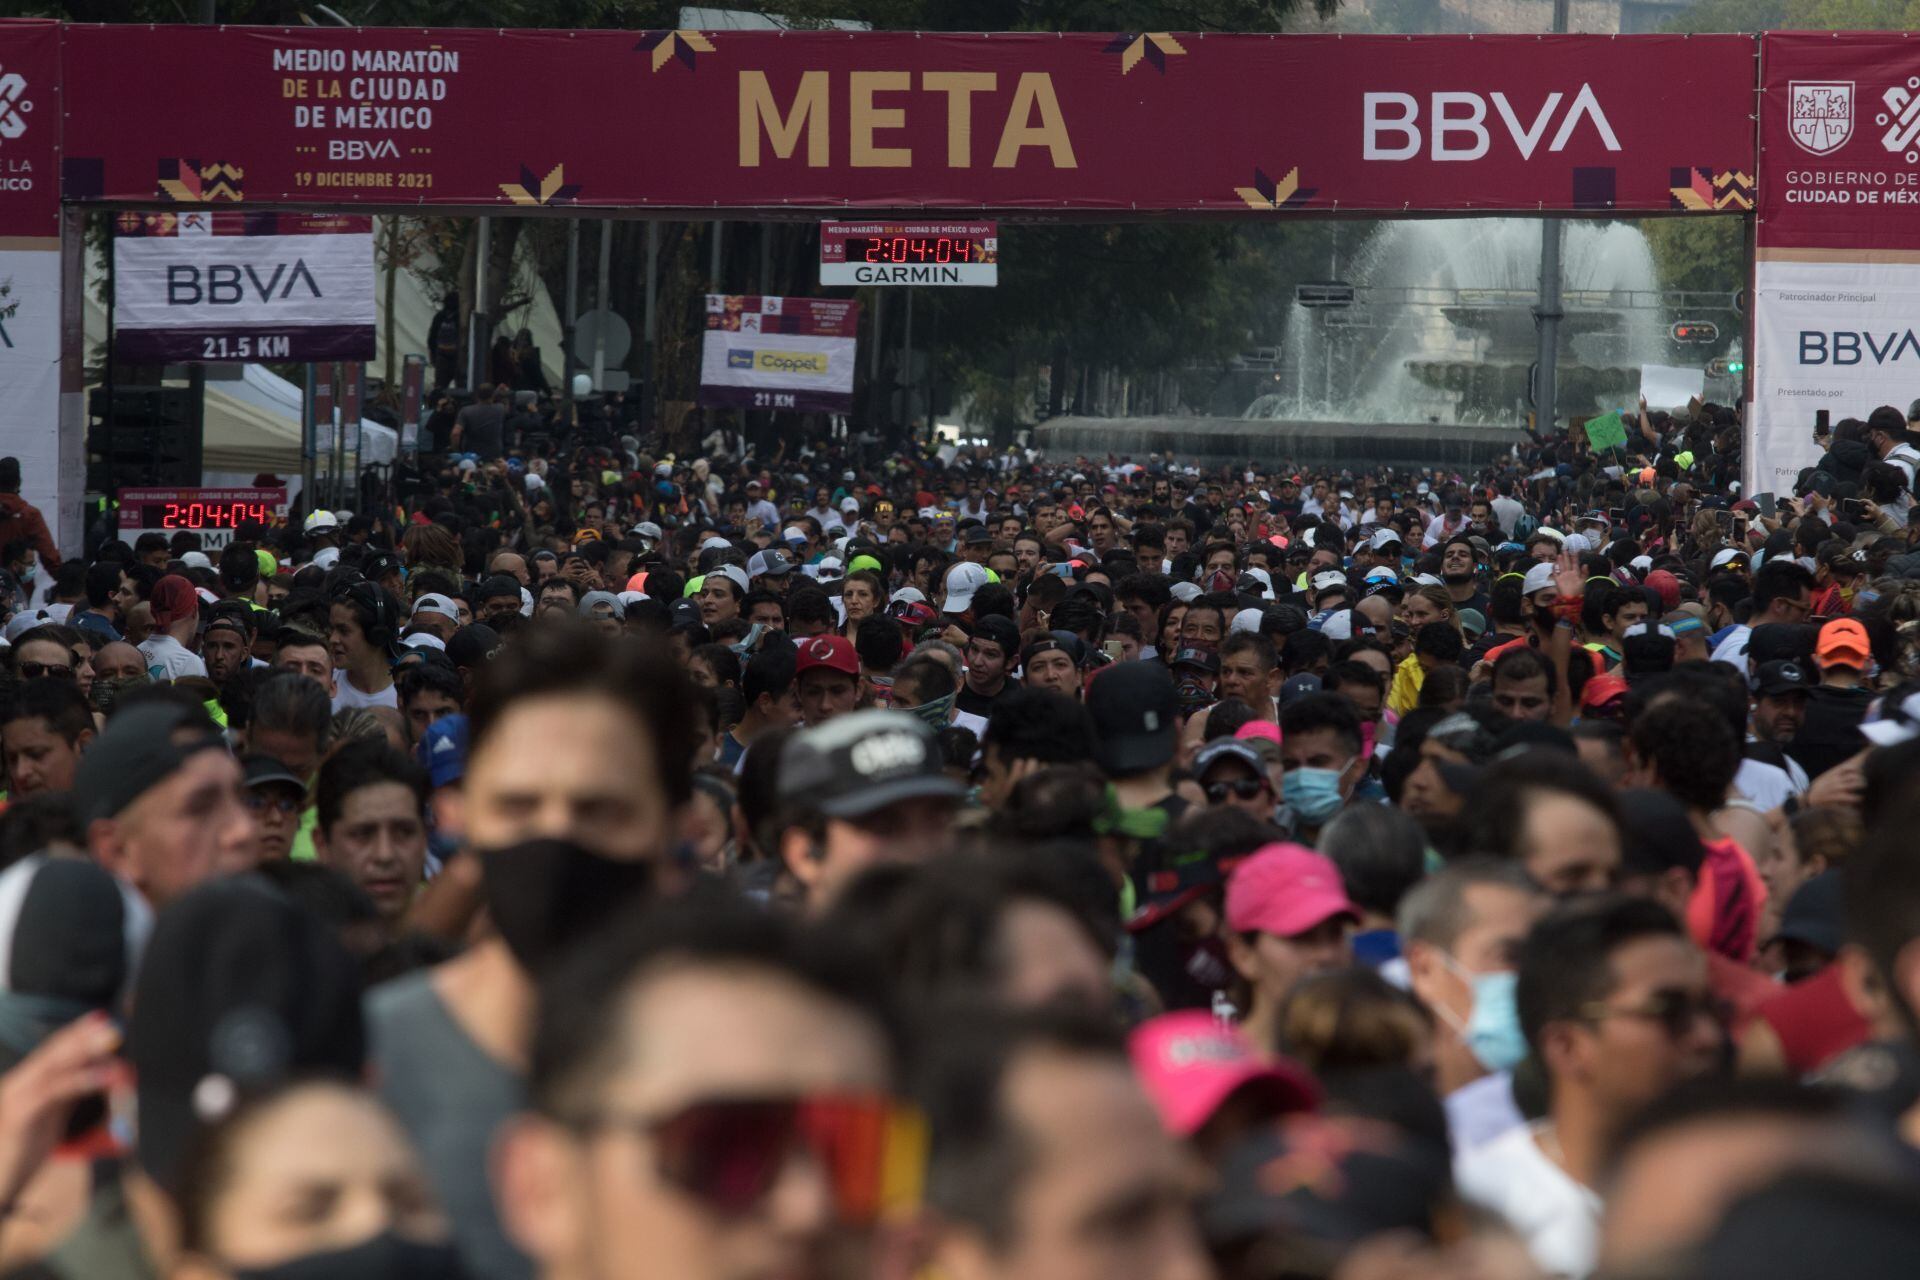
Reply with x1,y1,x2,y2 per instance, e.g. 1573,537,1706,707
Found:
1815,618,1871,668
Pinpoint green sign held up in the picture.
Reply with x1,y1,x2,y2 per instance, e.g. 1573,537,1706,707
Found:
1584,410,1628,452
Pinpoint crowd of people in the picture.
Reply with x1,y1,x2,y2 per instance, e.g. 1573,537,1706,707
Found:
0,391,1915,1280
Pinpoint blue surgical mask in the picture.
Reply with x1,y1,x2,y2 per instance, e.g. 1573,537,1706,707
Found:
1282,762,1349,824
1439,959,1526,1074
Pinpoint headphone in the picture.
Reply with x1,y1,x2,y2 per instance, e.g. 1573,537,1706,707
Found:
342,581,398,652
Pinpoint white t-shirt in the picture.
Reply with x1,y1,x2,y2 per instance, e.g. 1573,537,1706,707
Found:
332,669,399,713
1734,754,1807,811
138,634,206,682
1709,624,1751,669
1444,1071,1525,1157
1455,1123,1601,1279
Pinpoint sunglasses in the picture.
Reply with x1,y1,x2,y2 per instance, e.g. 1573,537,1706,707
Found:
1204,777,1268,803
575,1094,925,1225
1581,989,1724,1039
245,791,302,816
18,662,73,680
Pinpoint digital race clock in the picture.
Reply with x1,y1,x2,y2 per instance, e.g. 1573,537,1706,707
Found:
118,487,289,550
819,221,997,287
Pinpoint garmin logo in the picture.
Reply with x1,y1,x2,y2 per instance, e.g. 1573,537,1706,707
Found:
1799,329,1920,365
166,260,324,306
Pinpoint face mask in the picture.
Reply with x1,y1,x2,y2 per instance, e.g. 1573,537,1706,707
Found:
1282,761,1349,824
477,838,655,974
234,1233,468,1280
1436,959,1526,1074
904,690,955,729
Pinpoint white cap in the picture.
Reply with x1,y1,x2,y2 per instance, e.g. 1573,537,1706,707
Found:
889,587,927,606
1630,555,1654,573
1368,527,1403,551
943,561,991,613
1311,570,1349,594
1411,573,1445,588
618,590,649,609
1320,609,1355,642
311,546,341,570
1363,566,1399,584
3,612,44,643
1239,567,1274,600
1862,689,1920,747
709,564,750,595
402,632,447,651
1534,526,1566,544
1562,533,1593,555
1415,481,1430,496
629,521,663,541
524,473,546,492
179,550,213,571
1169,581,1203,603
1522,562,1558,596
781,526,808,544
813,556,845,581
1623,622,1677,639
519,586,534,617
1710,548,1749,571
412,593,459,620
1229,607,1262,634
302,509,337,535
700,536,733,552
840,496,861,513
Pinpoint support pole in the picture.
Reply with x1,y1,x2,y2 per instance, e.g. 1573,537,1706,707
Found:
469,217,491,389
593,219,612,393
1533,0,1570,433
642,221,659,432
562,217,579,423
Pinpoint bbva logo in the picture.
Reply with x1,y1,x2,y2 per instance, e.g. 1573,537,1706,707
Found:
1363,85,1620,162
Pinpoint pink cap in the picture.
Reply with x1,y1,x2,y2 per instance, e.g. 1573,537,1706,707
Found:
1225,843,1358,938
1235,720,1282,745
1129,1010,1319,1137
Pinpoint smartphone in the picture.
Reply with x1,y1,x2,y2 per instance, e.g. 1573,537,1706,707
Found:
1815,409,1831,434
1842,498,1865,521
1102,639,1125,661
1608,507,1625,525
1732,516,1749,540
1757,492,1777,518
1713,508,1734,527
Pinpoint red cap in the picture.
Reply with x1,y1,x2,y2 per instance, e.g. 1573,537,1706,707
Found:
149,575,199,630
1224,844,1357,939
1643,569,1681,612
1128,1011,1319,1137
795,634,859,678
1581,673,1629,710
1816,618,1871,668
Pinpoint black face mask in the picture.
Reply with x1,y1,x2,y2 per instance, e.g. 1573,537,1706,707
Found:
235,1233,468,1280
477,837,656,973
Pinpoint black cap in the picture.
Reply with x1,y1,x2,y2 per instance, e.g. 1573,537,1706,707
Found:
1170,645,1220,674
445,622,502,670
0,857,132,1072
1748,622,1818,667
71,703,228,826
777,709,965,819
1754,660,1813,698
962,526,994,546
1086,662,1179,774
1617,789,1705,877
130,875,365,1196
242,753,306,793
478,573,522,603
972,614,1021,658
1775,868,1844,956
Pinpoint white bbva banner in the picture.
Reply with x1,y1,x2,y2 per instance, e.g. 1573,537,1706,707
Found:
114,213,374,363
1749,254,1920,494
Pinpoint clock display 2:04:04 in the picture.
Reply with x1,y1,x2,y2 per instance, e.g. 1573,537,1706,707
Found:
848,235,986,264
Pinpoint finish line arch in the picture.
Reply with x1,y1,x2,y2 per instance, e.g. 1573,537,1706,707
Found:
0,21,1899,548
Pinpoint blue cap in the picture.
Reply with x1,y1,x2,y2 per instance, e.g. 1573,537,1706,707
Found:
418,714,469,790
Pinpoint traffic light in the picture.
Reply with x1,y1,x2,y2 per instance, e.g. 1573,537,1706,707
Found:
1706,356,1746,377
1671,321,1720,343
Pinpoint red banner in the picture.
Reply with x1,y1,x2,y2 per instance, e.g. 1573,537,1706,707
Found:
0,20,57,239
57,25,1755,216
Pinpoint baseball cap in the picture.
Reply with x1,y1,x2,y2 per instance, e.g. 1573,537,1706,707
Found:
794,634,859,679
747,548,795,578
1580,673,1630,713
1170,645,1220,674
1237,569,1275,601
1193,738,1266,780
708,564,750,595
1086,662,1179,775
1022,632,1086,669
1368,527,1403,551
1815,617,1871,668
1169,581,1203,604
301,509,337,535
445,623,502,670
1753,660,1812,698
1310,570,1348,596
178,550,213,572
149,574,199,630
412,593,459,621
889,601,938,630
1457,608,1487,640
577,590,624,619
1128,1011,1318,1139
1522,562,1558,596
417,714,469,790
628,520,663,542
1279,672,1322,705
943,561,991,613
241,754,305,794
971,615,1022,659
962,526,994,547
72,703,228,826
777,709,964,820
1225,844,1358,939
129,875,365,1197
1710,547,1749,572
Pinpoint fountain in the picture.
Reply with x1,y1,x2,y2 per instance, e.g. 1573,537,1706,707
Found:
1247,219,1669,426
